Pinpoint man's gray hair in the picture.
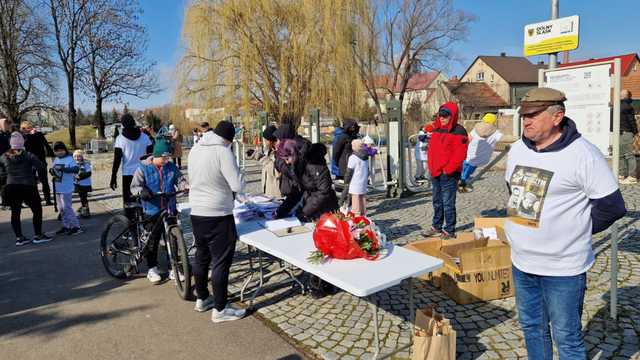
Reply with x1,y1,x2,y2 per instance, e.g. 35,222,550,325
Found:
546,104,566,114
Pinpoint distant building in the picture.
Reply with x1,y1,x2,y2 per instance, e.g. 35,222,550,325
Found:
442,79,508,120
560,53,640,100
460,53,544,106
367,71,449,115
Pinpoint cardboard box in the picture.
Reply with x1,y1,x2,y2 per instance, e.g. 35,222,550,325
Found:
406,219,513,304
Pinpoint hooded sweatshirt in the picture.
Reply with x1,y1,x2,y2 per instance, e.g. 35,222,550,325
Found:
188,131,244,217
505,118,626,276
427,102,468,177
111,126,153,178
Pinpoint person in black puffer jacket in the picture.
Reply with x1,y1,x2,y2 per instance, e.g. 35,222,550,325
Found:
21,121,55,205
298,143,338,222
0,132,51,245
332,118,360,180
274,117,311,218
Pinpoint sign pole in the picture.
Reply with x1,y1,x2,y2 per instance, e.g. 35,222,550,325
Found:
610,58,621,320
548,0,559,69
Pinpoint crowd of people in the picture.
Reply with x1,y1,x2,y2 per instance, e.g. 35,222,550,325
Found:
0,86,635,357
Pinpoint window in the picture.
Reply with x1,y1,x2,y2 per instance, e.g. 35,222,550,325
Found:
490,73,494,81
476,72,485,81
474,113,481,120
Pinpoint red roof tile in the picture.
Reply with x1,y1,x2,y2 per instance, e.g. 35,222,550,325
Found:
373,72,440,92
560,53,639,75
445,81,508,108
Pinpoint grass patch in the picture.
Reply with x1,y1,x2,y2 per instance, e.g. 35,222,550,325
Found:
45,125,98,149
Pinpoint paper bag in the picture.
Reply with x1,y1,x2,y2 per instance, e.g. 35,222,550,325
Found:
411,307,456,360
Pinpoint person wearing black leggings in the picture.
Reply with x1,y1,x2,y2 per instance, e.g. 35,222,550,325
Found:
0,132,52,245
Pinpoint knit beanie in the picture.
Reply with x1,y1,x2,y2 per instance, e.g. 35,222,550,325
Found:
153,138,172,157
262,125,277,142
214,121,235,142
10,132,25,149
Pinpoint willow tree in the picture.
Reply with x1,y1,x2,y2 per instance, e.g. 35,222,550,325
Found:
176,0,364,127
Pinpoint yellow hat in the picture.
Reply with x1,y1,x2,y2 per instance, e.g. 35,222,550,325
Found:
482,113,497,125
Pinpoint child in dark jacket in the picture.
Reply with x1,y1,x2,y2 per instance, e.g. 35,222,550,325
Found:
424,102,468,239
298,143,338,222
73,150,93,218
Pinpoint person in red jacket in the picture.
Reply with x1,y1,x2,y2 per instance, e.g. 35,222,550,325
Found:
423,102,468,239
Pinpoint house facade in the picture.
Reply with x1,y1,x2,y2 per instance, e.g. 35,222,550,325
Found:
366,71,449,116
460,54,544,107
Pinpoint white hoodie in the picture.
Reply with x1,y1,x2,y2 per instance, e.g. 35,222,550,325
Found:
188,131,245,217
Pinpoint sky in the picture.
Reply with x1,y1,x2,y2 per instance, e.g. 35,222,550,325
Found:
94,0,640,111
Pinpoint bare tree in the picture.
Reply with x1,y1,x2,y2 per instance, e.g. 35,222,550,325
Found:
0,0,55,125
352,0,472,119
79,0,158,139
49,0,96,148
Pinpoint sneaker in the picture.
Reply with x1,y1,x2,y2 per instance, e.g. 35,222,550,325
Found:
16,236,32,246
621,176,638,185
169,269,185,282
68,227,84,236
440,230,455,240
211,304,246,323
194,296,215,312
33,234,53,244
56,227,69,235
421,226,442,238
147,267,162,284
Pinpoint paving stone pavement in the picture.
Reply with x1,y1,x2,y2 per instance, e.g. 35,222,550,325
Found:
88,151,640,360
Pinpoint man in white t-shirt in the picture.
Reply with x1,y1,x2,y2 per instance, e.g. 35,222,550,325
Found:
505,88,626,359
110,114,153,217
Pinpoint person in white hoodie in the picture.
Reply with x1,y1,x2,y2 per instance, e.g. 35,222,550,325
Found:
458,113,503,192
188,120,246,323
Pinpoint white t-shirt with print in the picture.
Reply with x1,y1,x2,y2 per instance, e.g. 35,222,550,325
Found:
347,154,369,195
114,133,152,176
52,155,77,194
504,137,618,276
466,129,502,167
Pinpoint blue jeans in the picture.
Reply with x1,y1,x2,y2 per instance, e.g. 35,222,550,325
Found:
513,265,587,360
431,173,458,234
460,161,477,183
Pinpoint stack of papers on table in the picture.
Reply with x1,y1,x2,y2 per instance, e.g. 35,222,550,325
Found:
233,203,258,222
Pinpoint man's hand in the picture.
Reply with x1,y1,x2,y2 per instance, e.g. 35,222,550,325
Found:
110,177,118,191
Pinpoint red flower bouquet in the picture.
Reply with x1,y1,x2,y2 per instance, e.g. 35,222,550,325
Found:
308,211,383,264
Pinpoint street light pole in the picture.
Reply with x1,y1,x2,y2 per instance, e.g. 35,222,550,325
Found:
549,0,559,69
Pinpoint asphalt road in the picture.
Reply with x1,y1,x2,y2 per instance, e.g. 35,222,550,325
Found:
0,202,303,360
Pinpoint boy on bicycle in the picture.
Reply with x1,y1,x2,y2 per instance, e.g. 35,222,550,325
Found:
131,138,188,284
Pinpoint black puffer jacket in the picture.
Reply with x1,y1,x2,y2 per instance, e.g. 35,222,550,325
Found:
0,150,45,186
332,118,359,177
24,131,54,162
274,123,311,218
299,143,338,221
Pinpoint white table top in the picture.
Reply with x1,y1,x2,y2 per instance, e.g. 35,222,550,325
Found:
236,220,443,297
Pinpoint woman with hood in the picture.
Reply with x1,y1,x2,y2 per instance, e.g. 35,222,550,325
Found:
332,118,360,180
273,117,311,218
422,102,468,239
0,132,51,245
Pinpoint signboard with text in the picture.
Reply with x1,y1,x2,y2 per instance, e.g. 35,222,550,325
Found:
524,15,579,56
543,64,611,155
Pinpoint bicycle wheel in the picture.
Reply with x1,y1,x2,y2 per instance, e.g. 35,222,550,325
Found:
167,226,194,300
100,215,136,279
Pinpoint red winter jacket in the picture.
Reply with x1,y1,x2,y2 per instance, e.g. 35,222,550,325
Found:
427,102,468,177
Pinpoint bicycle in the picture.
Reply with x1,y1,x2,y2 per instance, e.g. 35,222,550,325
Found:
100,190,193,300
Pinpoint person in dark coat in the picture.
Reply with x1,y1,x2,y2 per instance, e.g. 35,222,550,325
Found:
274,118,311,218
332,118,360,180
297,143,338,222
619,89,638,183
21,121,55,205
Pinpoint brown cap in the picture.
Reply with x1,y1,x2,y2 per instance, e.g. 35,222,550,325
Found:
519,87,566,115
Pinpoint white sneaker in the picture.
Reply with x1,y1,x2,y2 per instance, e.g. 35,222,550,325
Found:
147,267,162,284
211,304,246,323
168,269,185,281
194,296,215,312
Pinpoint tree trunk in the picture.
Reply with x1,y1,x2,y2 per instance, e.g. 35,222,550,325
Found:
6,104,20,129
95,97,105,139
67,78,77,148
